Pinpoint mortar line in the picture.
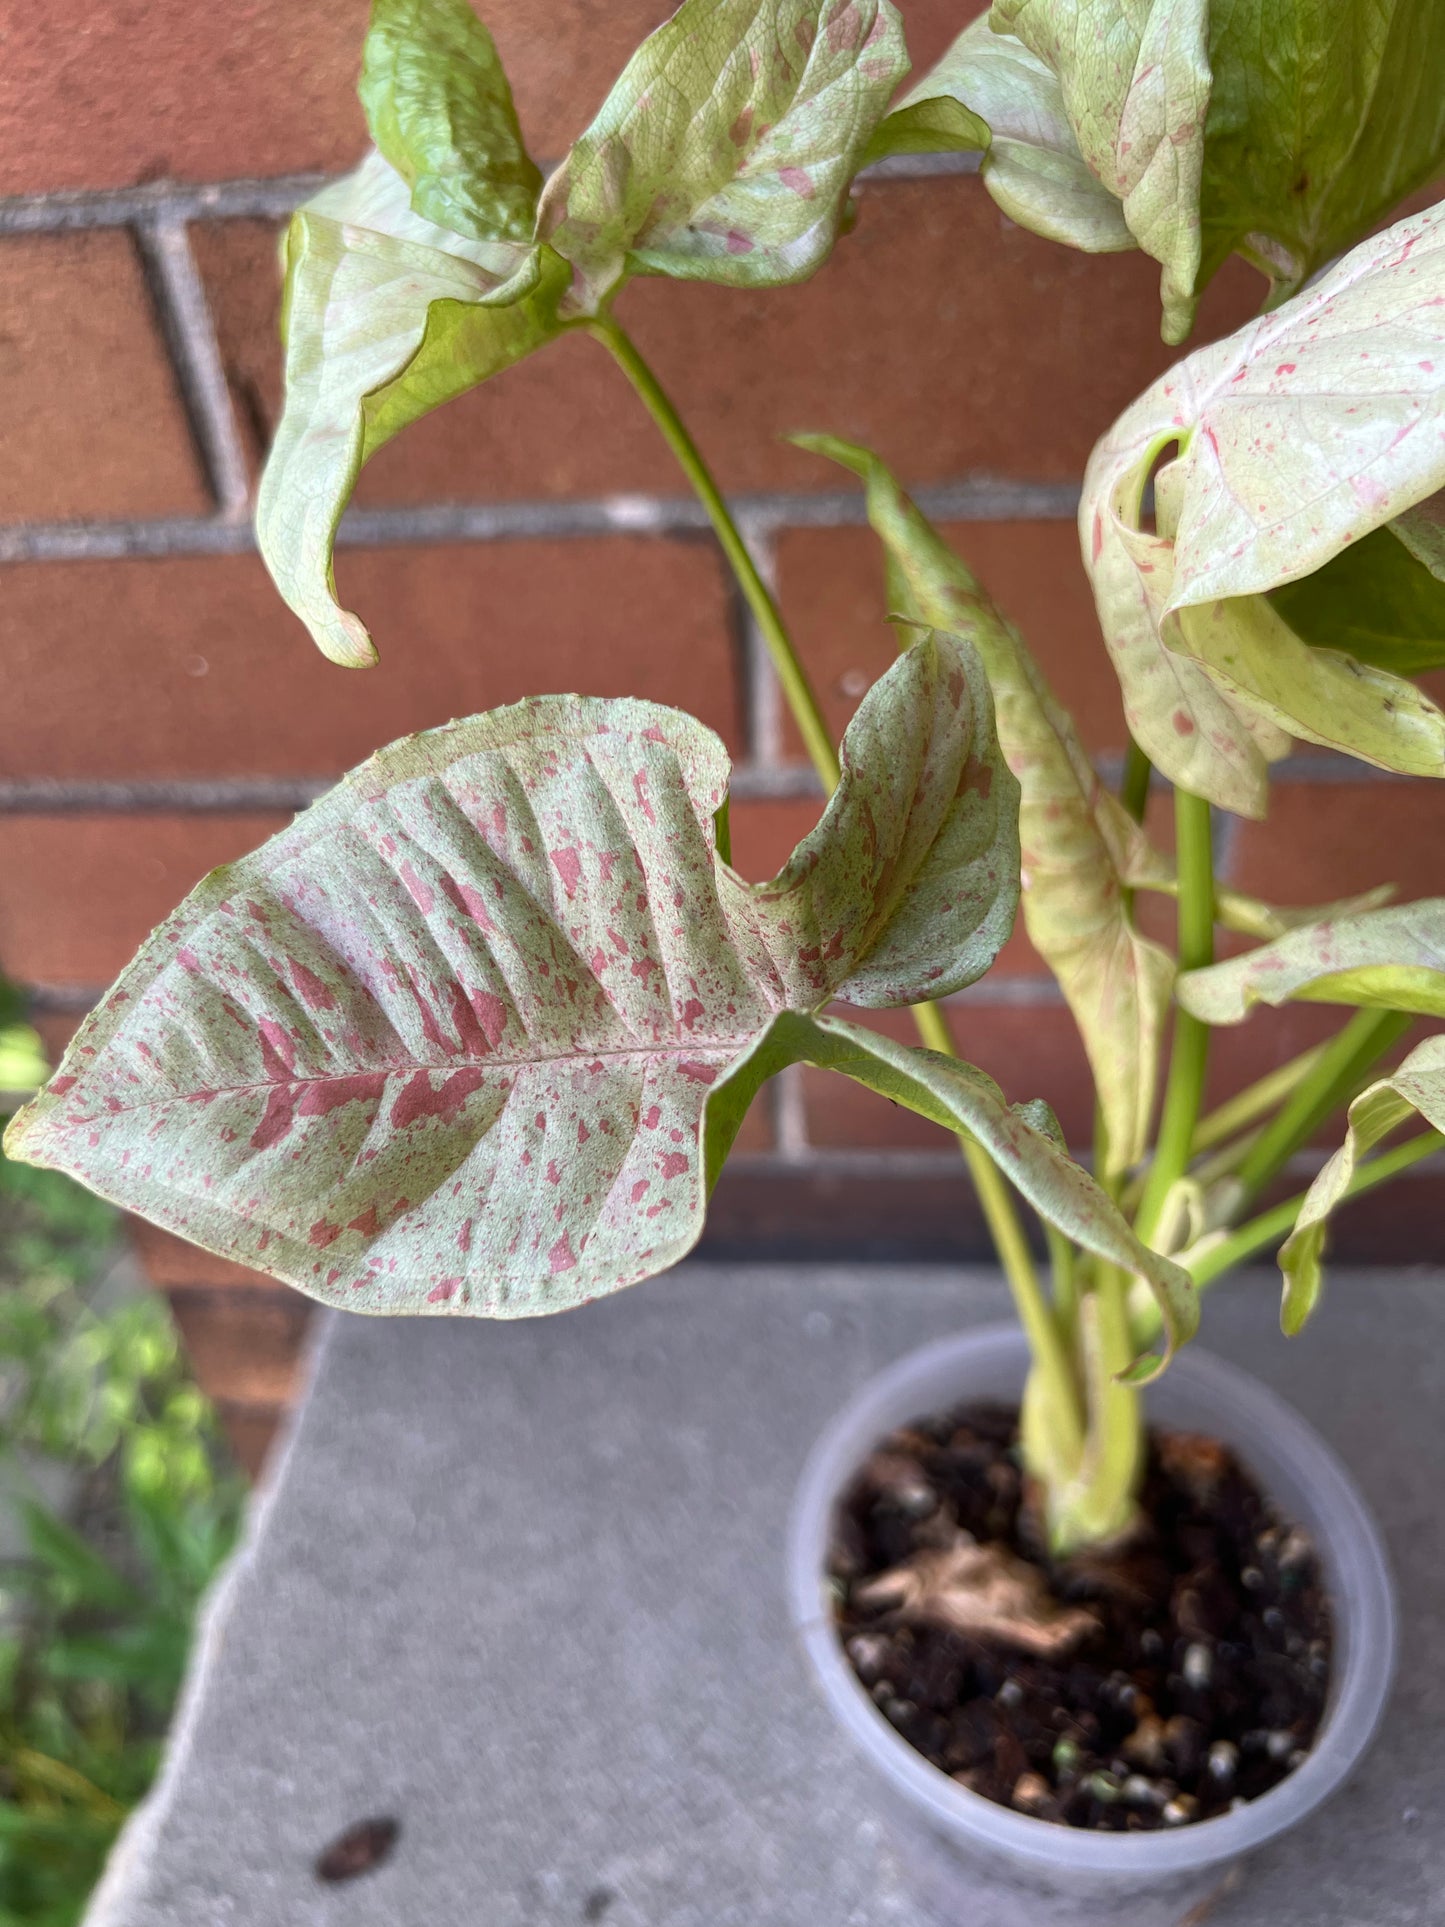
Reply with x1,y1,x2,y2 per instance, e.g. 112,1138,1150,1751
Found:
0,151,979,235
134,216,253,519
0,478,1083,567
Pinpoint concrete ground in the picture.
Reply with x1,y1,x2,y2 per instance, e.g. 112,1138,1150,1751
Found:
88,1265,1445,1926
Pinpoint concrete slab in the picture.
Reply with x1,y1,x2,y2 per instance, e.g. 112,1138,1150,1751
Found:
89,1266,1445,1926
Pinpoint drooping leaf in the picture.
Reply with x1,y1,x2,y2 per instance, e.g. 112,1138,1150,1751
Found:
1178,899,1445,1023
1198,1,1445,309
990,0,1212,342
1392,488,1445,582
1279,1036,1445,1334
5,637,1017,1318
1268,524,1445,677
358,0,543,242
799,434,1173,1172
712,1010,1198,1374
536,0,909,309
881,16,1132,250
1081,205,1445,812
255,152,568,667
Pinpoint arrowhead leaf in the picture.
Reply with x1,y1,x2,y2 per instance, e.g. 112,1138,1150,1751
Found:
359,0,543,244
1082,205,1445,812
4,637,1017,1318
1199,1,1445,309
714,1011,1198,1375
255,153,568,667
1178,899,1445,1024
880,16,1132,250
536,0,909,309
1279,1037,1445,1334
990,0,1211,342
799,434,1173,1172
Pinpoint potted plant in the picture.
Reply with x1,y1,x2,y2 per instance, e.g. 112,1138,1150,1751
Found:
8,1,1445,1919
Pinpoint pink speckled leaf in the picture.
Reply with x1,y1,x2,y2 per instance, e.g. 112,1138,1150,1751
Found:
537,0,909,309
1081,204,1445,814
5,636,1016,1318
1178,898,1445,1024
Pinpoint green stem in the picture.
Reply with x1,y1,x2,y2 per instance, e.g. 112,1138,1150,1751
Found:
590,315,1081,1446
588,315,839,788
1190,1042,1329,1157
1233,1007,1413,1207
1120,736,1152,824
1187,1130,1444,1288
1134,789,1214,1247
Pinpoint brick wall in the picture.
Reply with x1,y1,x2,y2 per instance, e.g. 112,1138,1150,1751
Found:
5,1,1443,1471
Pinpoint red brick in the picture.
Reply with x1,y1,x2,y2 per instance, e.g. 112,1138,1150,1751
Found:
195,182,1264,507
0,814,288,987
1230,781,1445,908
166,1283,311,1408
0,538,742,779
775,519,1127,760
0,232,207,522
214,1400,285,1482
131,1220,286,1292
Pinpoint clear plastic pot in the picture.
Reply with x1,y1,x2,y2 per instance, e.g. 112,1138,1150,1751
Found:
786,1325,1398,1927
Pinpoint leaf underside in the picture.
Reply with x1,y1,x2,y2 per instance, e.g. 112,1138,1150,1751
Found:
1178,898,1445,1024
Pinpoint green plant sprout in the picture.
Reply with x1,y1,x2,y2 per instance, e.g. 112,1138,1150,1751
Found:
8,0,1445,1556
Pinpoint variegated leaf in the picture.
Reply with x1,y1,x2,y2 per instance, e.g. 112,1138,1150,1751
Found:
1279,1037,1445,1334
869,17,1133,251
4,638,1017,1318
799,434,1172,1172
256,152,568,668
1179,899,1445,1023
537,0,908,308
990,0,1211,342
1081,205,1445,814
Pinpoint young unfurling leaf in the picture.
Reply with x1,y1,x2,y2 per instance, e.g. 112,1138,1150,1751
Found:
1279,1038,1445,1335
537,0,908,309
5,637,1019,1317
1082,204,1445,816
359,0,542,243
799,434,1172,1173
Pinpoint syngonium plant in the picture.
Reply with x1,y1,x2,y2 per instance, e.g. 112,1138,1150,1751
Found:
7,0,1445,1556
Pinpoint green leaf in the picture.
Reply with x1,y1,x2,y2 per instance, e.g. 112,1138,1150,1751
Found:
1178,898,1445,1023
358,0,543,243
799,433,1172,1173
0,1020,49,1093
1392,488,1445,582
18,1502,142,1615
990,0,1211,342
1279,1036,1445,1334
537,0,909,309
711,1011,1198,1373
1269,523,1445,677
881,17,1131,251
1081,204,1445,813
6,637,1017,1318
1198,1,1445,309
255,153,568,667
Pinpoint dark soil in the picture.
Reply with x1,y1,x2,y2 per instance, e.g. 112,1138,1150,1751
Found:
831,1404,1332,1831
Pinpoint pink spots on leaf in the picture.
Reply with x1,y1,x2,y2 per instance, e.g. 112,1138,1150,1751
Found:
725,230,753,255
1172,709,1196,737
458,1217,474,1253
398,860,434,914
678,1060,718,1085
289,959,337,1011
631,955,660,985
827,1,862,51
730,105,754,146
467,989,507,1049
658,1151,689,1180
644,1104,662,1129
577,1119,591,1145
632,769,656,822
599,851,619,882
428,1277,461,1303
1275,363,1297,377
389,1067,486,1130
309,1219,342,1248
549,1231,578,1274
680,997,705,1030
547,1159,562,1185
297,1071,388,1118
176,947,201,973
348,1204,380,1237
779,166,815,199
250,1086,297,1150
631,1179,650,1203
551,845,583,899
446,980,495,1058
50,1074,75,1096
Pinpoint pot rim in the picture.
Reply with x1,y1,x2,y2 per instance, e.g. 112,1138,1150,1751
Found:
786,1323,1398,1878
